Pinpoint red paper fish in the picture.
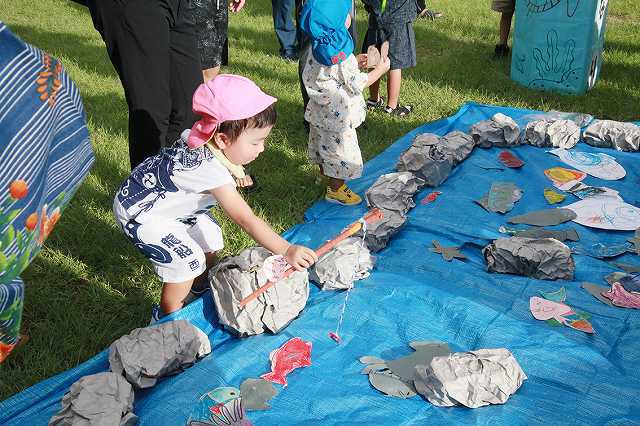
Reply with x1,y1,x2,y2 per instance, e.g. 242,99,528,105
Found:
420,191,442,205
498,150,524,168
261,337,312,386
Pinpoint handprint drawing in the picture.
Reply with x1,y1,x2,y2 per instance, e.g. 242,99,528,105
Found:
529,30,580,90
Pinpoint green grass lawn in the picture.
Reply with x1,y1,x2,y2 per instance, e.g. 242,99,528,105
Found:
1,0,638,400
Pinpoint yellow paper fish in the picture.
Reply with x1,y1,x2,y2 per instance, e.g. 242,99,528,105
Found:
544,188,566,204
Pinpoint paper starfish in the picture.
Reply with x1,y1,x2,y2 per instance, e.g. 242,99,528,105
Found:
429,240,467,262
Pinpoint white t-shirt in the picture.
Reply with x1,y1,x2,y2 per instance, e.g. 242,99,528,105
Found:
113,131,235,224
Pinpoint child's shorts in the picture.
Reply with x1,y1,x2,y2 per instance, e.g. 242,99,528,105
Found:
362,22,416,70
117,212,224,283
308,125,363,180
491,0,516,13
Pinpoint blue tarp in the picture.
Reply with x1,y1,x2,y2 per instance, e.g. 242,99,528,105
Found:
2,102,640,425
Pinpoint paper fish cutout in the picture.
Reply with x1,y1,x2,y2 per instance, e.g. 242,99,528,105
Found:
367,40,389,68
262,255,290,282
572,242,633,259
261,337,312,386
487,182,523,213
508,208,577,226
513,227,579,242
560,181,621,201
611,262,640,273
549,148,626,181
201,387,241,405
360,341,451,398
628,228,640,255
544,167,586,187
430,240,467,261
544,188,566,204
196,387,252,426
420,191,441,205
539,287,566,303
498,150,524,168
601,282,640,309
473,161,504,171
367,370,416,399
476,184,522,213
529,296,594,334
565,198,640,231
619,273,640,293
581,282,615,307
240,378,279,411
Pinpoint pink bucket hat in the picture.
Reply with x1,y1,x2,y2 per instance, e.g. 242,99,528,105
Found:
188,74,277,149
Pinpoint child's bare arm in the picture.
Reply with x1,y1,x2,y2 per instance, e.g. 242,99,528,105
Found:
212,184,318,270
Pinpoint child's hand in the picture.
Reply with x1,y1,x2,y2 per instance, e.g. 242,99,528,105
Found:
376,56,391,74
285,245,318,271
356,54,368,69
229,0,245,12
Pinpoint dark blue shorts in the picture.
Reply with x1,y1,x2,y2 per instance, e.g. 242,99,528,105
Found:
362,21,417,70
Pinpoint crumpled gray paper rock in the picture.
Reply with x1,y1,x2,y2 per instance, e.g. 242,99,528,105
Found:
583,120,640,152
469,113,520,148
109,320,211,389
365,172,424,215
49,372,137,426
357,208,407,253
439,131,476,166
521,119,580,149
209,246,309,336
482,237,575,280
397,136,452,187
414,348,527,408
309,237,375,291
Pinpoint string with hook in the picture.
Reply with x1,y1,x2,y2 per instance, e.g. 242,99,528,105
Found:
329,218,367,344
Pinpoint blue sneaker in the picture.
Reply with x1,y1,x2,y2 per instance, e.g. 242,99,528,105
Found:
149,304,162,325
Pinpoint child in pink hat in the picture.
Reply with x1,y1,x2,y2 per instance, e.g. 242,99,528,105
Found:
113,75,317,318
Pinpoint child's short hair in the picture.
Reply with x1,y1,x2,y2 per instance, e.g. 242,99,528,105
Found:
218,103,277,142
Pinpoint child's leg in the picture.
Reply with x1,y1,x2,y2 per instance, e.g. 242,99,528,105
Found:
386,69,402,109
368,77,382,102
499,11,514,45
315,127,363,205
161,280,194,315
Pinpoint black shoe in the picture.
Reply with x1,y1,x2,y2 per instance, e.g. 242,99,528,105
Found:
281,51,299,61
383,104,413,117
494,44,510,58
366,96,385,110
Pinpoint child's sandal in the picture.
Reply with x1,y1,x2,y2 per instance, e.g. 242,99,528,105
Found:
366,96,385,110
384,104,413,117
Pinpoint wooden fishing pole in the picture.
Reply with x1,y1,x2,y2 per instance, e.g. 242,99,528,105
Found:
238,208,384,308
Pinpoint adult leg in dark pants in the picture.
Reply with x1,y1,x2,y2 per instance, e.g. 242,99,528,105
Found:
87,0,202,169
272,0,298,59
